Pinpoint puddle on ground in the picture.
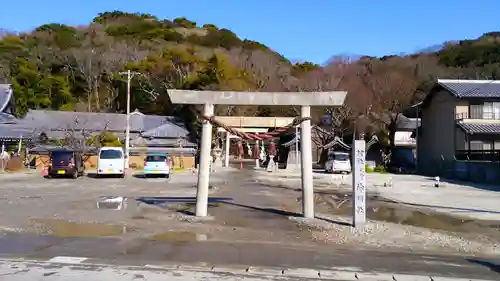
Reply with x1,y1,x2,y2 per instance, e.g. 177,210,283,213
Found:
317,193,499,233
31,219,129,238
171,202,220,215
150,231,207,244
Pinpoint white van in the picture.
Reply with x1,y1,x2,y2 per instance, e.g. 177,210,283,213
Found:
324,151,351,174
97,147,125,178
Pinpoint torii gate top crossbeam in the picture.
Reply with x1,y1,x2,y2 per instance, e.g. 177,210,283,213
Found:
167,90,347,106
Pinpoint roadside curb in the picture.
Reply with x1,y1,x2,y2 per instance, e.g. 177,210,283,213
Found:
0,256,496,281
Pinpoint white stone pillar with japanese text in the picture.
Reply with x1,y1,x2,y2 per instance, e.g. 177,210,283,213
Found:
352,140,366,228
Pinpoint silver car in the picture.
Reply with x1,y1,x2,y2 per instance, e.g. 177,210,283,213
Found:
324,151,351,174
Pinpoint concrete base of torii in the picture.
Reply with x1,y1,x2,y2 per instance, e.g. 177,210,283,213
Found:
286,151,301,171
167,89,347,219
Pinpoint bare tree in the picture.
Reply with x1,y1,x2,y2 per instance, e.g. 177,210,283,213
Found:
26,31,64,72
228,49,298,117
228,49,293,92
138,46,200,102
292,59,356,164
31,116,110,159
357,58,420,149
66,25,116,112
0,59,10,83
298,59,353,127
103,41,148,110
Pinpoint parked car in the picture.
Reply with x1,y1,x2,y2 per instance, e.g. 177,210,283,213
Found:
324,151,351,174
47,148,84,179
97,147,125,178
143,153,170,178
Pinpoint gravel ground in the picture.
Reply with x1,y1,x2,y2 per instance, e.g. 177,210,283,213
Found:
291,214,500,255
1,169,499,256
254,171,500,255
0,170,226,232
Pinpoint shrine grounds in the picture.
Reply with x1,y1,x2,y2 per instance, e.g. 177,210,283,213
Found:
0,166,500,280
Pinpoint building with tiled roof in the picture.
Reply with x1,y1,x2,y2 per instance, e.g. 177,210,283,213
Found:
419,79,500,179
0,84,196,155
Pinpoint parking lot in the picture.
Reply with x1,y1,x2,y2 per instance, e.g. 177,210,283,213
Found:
0,170,228,234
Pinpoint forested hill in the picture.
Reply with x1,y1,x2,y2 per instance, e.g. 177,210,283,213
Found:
0,11,499,131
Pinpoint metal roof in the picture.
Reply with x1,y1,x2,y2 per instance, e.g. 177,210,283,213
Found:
457,122,500,134
438,79,500,98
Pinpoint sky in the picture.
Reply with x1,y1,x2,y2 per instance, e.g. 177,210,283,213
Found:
1,0,499,64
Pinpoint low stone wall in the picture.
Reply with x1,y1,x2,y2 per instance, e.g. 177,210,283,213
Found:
31,154,195,170
423,159,500,186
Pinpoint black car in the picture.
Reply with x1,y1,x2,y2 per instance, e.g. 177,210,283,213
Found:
47,148,85,178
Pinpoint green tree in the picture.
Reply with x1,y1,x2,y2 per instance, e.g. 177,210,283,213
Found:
173,17,196,28
87,132,122,147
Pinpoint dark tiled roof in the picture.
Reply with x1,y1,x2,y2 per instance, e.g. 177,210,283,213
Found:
0,84,12,113
0,124,34,140
131,137,196,147
13,110,188,138
0,109,190,140
438,79,500,98
396,117,420,130
18,110,166,132
457,122,500,134
141,122,190,139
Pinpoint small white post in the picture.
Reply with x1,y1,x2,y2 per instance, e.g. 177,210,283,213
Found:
300,106,314,219
195,103,214,217
224,131,230,168
255,140,260,168
352,140,366,228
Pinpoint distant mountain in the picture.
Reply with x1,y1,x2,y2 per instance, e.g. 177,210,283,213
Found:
417,44,444,53
323,53,363,65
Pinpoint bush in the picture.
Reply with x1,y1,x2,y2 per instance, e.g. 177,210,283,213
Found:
365,164,387,173
374,165,387,173
365,164,374,173
87,132,122,147
193,29,242,49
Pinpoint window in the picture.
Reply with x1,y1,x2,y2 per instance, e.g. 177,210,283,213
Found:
482,102,500,119
99,149,123,159
469,103,483,119
469,140,484,150
469,140,500,151
51,151,73,165
329,153,349,161
146,155,167,162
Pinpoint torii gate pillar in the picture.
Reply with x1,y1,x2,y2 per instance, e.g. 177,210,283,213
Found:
168,90,347,218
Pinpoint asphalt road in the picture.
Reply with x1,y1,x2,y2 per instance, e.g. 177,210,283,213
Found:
0,232,499,280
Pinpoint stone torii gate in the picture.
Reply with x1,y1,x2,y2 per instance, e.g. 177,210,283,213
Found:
167,90,347,218
214,116,296,168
